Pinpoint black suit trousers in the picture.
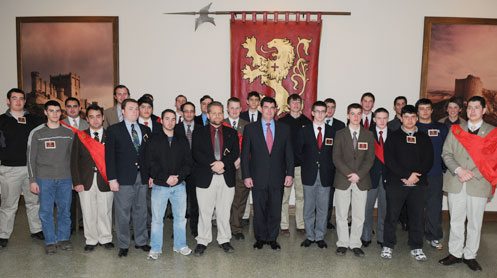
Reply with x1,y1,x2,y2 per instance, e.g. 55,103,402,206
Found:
252,185,284,242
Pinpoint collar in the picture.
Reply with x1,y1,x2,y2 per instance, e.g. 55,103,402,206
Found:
6,109,28,118
401,125,418,135
468,120,483,131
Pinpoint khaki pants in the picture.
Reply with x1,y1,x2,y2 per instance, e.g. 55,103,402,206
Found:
335,183,367,249
281,167,304,229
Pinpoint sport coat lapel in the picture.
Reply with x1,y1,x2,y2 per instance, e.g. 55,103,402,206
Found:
256,121,271,156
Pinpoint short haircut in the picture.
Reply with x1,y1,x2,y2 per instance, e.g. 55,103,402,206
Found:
361,92,375,102
374,107,389,116
121,98,138,110
65,97,80,106
141,93,153,101
312,101,327,111
324,98,336,105
7,88,25,99
175,94,187,101
415,98,433,111
86,104,103,116
113,85,129,96
227,97,241,106
445,96,464,110
287,93,302,104
161,109,176,119
207,101,224,113
401,105,417,116
260,96,277,107
181,101,196,112
137,95,153,108
44,100,61,110
200,95,213,103
347,103,362,114
467,96,486,108
393,96,407,105
247,91,261,100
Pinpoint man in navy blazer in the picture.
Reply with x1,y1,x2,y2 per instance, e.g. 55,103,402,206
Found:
105,98,152,257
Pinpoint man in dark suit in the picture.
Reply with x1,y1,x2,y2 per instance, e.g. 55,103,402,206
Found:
70,104,114,252
192,101,239,256
360,92,376,130
240,91,262,123
103,85,129,128
105,98,151,257
297,101,337,249
387,96,407,131
241,97,294,250
194,95,213,126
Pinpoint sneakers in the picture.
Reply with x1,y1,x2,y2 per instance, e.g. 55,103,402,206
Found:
380,247,392,259
147,251,161,260
174,246,192,256
410,249,427,261
428,240,443,250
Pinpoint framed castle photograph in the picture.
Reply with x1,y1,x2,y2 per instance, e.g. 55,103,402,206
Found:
420,17,497,125
16,16,119,115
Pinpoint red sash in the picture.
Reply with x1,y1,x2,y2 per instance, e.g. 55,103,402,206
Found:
374,140,384,164
222,121,243,150
61,121,108,184
451,124,497,194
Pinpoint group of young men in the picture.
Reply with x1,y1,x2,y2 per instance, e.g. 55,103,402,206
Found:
0,86,495,272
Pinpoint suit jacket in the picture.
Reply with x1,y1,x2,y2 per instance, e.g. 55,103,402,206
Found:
326,118,346,131
438,116,467,128
223,118,249,136
191,124,240,188
296,124,337,187
240,110,262,123
369,129,391,189
194,114,209,127
241,121,294,188
141,119,162,135
442,121,495,198
105,121,151,185
103,105,120,128
63,117,89,130
70,129,109,192
332,126,375,190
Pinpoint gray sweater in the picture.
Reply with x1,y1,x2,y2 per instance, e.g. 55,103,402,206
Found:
27,124,74,182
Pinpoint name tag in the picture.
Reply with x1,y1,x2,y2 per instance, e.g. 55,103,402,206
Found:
406,136,416,144
358,142,368,150
45,140,56,149
428,129,439,137
17,117,26,124
325,138,333,146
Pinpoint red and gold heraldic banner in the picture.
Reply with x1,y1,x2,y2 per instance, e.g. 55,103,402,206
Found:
231,14,322,117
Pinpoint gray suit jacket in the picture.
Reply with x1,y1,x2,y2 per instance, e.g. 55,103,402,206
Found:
103,105,120,128
62,117,89,130
332,126,375,191
442,121,495,198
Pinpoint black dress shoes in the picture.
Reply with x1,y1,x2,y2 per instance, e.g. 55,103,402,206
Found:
268,241,281,250
232,233,245,240
361,239,371,247
352,248,365,258
336,247,347,256
253,240,265,249
439,254,462,266
30,231,45,240
327,222,335,230
316,240,328,249
463,258,482,271
194,244,207,256
219,242,235,253
300,239,314,247
102,242,114,249
0,238,8,248
118,248,128,257
84,244,97,252
135,245,151,252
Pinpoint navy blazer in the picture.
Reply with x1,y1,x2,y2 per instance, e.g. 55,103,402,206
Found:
105,121,151,185
240,110,262,123
296,124,337,187
369,128,391,189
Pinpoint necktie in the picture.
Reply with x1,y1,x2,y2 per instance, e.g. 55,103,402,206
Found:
131,124,140,152
214,128,221,160
178,115,182,123
326,119,330,125
317,126,323,149
251,113,255,123
72,119,78,129
144,121,149,126
233,121,237,129
266,123,273,154
364,116,369,129
186,124,192,147
353,131,358,150
379,130,384,146
93,132,100,143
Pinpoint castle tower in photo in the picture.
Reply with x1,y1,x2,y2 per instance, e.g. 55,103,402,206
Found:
454,74,483,100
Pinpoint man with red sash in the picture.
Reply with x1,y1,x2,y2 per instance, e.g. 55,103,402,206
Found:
70,104,114,252
439,96,497,272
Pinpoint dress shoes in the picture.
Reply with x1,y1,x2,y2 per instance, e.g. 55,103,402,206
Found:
84,244,97,252
463,258,482,271
352,248,365,258
232,233,245,240
118,248,128,257
316,240,328,249
219,242,235,253
30,231,45,240
0,238,8,248
101,242,114,249
194,244,207,256
253,240,265,249
336,247,347,256
268,241,281,250
361,239,371,247
300,239,314,247
135,245,151,252
280,229,290,236
439,254,462,266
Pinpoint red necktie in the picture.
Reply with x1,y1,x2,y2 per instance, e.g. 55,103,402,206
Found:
364,116,369,129
266,123,273,154
379,130,384,146
144,121,149,126
317,126,323,149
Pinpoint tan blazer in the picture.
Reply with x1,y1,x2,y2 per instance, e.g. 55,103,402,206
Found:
103,105,119,129
438,116,467,126
442,121,495,198
332,126,375,191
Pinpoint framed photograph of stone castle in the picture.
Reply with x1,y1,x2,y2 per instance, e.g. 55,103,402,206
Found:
16,16,119,116
420,17,497,126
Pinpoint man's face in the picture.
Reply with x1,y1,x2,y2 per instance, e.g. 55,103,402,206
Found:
201,98,212,114
139,103,153,119
325,102,336,118
87,109,103,130
288,99,302,113
44,105,61,123
162,112,176,132
466,101,486,122
7,92,26,112
207,105,224,126
394,99,406,115
114,88,129,104
65,100,81,118
361,96,375,112
182,104,195,122
447,102,462,118
227,101,241,119
401,113,418,130
247,96,260,110
175,96,186,111
122,102,139,122
348,108,362,126
417,104,433,121
261,101,276,120
311,105,327,122
374,111,389,129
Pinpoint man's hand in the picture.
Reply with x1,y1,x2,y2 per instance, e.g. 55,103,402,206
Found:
402,172,421,186
234,157,241,170
166,175,179,186
30,182,40,194
73,184,84,193
347,173,360,184
210,161,225,174
109,180,120,192
457,168,474,183
148,178,153,188
244,178,254,188
284,176,293,187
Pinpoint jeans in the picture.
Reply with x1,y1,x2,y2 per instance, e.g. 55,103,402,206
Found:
37,178,73,245
150,182,187,252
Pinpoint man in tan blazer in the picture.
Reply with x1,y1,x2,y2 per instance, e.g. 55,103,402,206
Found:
103,85,129,128
333,103,375,257
439,96,496,272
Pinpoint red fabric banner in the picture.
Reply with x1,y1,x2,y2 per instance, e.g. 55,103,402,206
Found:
231,14,322,117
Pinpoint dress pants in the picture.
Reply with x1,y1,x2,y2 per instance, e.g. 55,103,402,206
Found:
383,184,425,249
281,167,304,230
230,168,250,234
303,172,330,241
114,174,149,249
334,183,367,249
78,174,113,245
447,183,487,259
424,175,443,241
252,184,284,242
196,175,235,245
187,181,199,235
0,166,42,238
362,177,386,243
